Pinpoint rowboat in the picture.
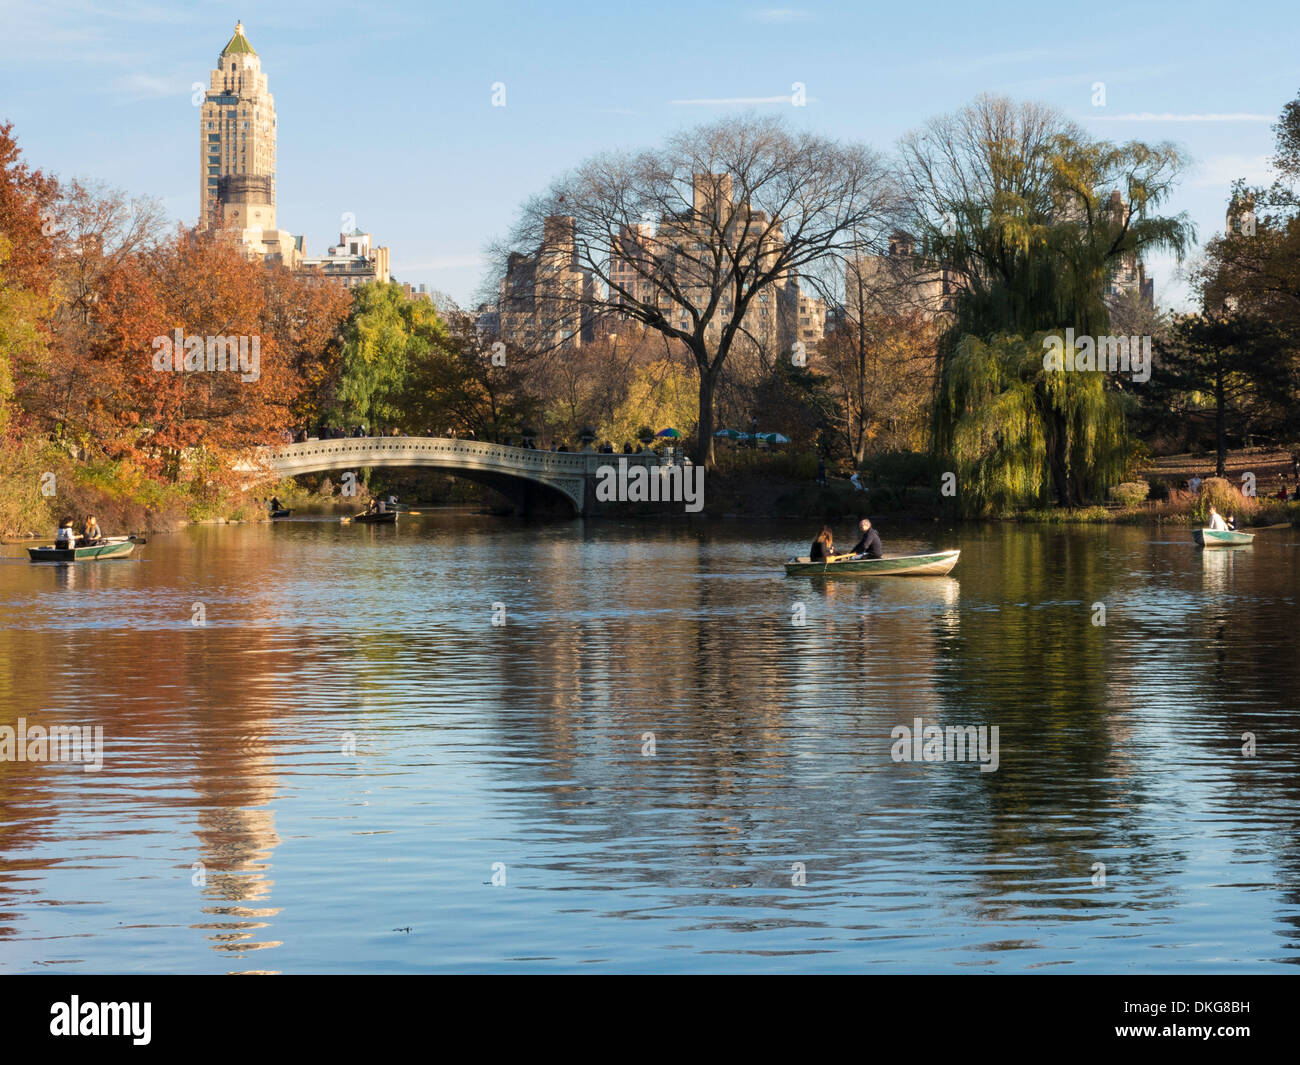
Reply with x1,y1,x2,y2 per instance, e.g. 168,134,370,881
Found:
1193,528,1254,547
269,508,292,518
784,549,960,577
28,537,137,562
351,511,397,524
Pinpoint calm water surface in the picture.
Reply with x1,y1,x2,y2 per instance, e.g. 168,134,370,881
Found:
1,514,1298,973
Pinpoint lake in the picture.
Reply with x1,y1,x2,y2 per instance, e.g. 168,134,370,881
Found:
2,514,1298,973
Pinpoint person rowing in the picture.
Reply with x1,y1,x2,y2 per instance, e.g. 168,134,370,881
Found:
1207,506,1229,531
850,517,883,559
80,516,104,546
55,519,75,548
269,496,283,512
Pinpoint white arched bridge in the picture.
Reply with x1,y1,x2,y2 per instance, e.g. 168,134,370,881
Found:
243,436,662,516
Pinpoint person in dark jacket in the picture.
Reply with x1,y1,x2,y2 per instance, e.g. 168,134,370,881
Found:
850,517,883,559
810,526,835,562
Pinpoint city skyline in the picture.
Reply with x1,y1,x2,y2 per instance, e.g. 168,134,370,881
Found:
4,0,1294,309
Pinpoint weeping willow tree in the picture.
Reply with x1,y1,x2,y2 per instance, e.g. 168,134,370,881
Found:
941,333,1132,514
898,95,1194,510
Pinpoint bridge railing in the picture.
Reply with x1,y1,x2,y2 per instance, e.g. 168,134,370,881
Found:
255,436,662,477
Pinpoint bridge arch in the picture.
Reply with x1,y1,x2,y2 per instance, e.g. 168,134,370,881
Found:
244,436,659,516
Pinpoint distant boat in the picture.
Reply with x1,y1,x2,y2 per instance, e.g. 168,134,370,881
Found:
28,537,138,562
269,508,292,518
1193,528,1254,547
784,549,960,576
351,511,397,524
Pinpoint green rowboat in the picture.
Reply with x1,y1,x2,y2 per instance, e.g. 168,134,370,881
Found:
28,538,137,562
351,511,397,524
1193,528,1254,547
785,549,960,577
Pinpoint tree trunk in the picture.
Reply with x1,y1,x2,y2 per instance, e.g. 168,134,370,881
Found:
696,364,718,468
1048,410,1073,507
1215,364,1227,478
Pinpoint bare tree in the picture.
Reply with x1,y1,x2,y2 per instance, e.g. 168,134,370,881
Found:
498,115,897,467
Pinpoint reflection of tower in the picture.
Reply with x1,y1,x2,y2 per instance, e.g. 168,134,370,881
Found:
191,664,283,965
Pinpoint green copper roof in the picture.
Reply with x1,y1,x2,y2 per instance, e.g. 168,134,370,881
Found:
221,22,256,55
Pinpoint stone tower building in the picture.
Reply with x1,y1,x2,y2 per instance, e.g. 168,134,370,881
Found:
199,22,277,232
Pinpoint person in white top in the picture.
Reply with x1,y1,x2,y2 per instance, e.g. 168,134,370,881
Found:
1189,474,1203,493
1207,506,1229,531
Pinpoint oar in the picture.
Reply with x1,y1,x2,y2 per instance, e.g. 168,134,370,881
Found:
1246,522,1292,532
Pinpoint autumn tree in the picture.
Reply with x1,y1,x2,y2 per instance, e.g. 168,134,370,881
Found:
0,123,58,436
397,308,539,442
819,305,939,463
499,115,896,468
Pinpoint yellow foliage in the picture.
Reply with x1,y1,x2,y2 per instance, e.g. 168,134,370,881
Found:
599,358,698,445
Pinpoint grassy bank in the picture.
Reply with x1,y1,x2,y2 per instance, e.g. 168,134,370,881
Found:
0,440,267,542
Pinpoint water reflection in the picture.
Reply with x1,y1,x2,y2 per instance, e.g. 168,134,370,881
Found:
0,518,1297,971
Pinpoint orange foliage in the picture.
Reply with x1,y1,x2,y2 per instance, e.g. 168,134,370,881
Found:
66,229,348,477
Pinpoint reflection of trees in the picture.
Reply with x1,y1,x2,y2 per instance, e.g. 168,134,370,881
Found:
0,560,143,940
926,525,1181,918
477,523,962,894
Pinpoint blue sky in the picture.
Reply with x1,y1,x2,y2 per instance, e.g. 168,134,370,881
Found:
4,0,1294,309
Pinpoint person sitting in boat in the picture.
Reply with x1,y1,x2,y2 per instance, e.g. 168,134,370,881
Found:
387,494,398,509
810,526,835,562
366,498,380,515
1227,513,1238,530
269,496,283,512
850,517,883,559
55,519,75,548
80,516,104,546
1207,506,1229,531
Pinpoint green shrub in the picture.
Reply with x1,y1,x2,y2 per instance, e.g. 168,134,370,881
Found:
1109,481,1151,506
1193,477,1258,522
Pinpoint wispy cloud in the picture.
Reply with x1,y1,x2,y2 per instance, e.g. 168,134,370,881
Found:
936,48,1059,75
670,94,813,106
1090,112,1273,122
746,8,815,23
